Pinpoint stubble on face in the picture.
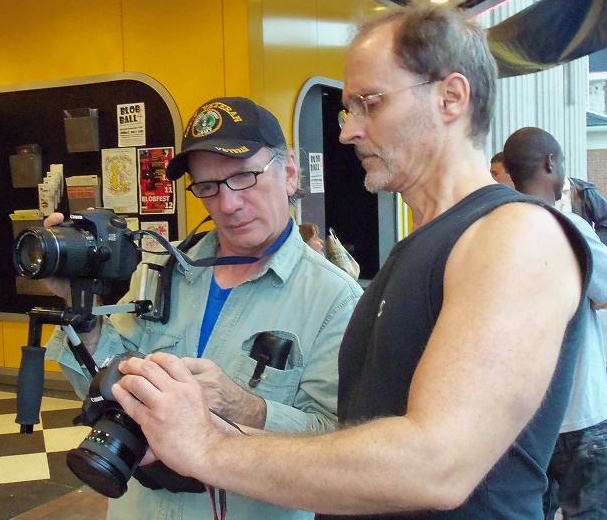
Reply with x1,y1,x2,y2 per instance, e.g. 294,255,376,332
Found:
345,22,439,196
361,94,437,195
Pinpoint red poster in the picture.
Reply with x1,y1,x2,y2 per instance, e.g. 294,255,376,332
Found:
138,147,175,214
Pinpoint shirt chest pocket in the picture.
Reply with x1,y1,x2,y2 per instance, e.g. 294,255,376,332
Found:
231,331,304,405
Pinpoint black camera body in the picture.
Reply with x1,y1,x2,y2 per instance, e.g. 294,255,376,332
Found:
66,351,148,499
13,208,140,281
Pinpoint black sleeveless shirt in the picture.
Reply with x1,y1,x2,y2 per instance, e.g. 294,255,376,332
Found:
319,185,590,520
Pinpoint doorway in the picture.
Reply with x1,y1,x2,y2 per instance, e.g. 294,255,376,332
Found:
294,76,399,284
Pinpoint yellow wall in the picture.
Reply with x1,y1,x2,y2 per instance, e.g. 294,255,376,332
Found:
0,0,379,371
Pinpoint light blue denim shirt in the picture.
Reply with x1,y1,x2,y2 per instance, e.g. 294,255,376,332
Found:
46,218,363,520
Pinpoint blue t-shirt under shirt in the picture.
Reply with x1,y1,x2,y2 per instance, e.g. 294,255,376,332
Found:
197,275,231,357
196,220,293,357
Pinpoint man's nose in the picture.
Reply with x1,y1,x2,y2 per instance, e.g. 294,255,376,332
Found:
339,115,364,144
215,184,245,211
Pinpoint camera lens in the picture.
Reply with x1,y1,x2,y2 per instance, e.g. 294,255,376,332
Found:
13,226,93,279
14,232,47,276
13,229,60,278
66,411,147,498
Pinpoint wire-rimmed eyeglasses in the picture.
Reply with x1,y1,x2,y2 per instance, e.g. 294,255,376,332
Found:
186,154,278,199
338,80,433,129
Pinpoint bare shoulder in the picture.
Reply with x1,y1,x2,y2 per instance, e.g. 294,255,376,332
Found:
446,200,583,320
459,201,578,262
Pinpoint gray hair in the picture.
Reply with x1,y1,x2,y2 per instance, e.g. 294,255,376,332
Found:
269,145,300,205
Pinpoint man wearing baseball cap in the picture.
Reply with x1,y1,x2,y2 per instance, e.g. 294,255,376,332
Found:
166,97,289,180
45,97,363,520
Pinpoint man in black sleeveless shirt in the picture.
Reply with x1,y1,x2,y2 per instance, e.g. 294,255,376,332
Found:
113,4,590,519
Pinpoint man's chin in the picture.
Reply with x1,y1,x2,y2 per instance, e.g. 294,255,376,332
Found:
364,172,389,194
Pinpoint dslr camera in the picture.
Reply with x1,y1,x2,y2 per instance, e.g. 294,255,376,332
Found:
12,207,140,282
12,209,148,497
66,351,148,499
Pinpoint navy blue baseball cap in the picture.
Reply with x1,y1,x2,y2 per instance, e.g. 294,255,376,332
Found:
166,97,287,180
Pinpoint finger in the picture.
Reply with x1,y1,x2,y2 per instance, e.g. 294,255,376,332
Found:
182,358,218,378
117,357,175,395
43,212,65,228
146,352,200,384
181,357,207,375
111,377,151,422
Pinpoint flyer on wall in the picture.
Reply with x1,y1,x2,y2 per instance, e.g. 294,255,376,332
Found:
138,147,175,214
139,220,170,263
117,102,146,147
101,147,139,214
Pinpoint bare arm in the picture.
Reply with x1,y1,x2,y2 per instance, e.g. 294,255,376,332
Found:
114,203,582,515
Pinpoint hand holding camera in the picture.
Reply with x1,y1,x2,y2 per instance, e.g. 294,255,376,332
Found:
13,208,141,333
112,352,222,483
39,212,72,301
12,210,283,498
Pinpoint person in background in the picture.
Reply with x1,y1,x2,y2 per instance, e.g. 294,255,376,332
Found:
299,222,360,280
112,5,590,519
44,97,363,520
298,221,324,254
504,126,607,520
557,175,607,246
490,151,514,188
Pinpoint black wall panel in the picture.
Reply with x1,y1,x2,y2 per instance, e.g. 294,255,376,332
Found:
0,76,180,314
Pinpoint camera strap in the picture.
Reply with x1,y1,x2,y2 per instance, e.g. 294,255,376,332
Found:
133,216,293,270
132,217,293,323
132,215,262,272
206,485,227,520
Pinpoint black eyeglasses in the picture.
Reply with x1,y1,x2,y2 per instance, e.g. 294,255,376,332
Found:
338,80,433,129
186,154,278,199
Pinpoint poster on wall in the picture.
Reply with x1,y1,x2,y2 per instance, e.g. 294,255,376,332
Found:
138,147,175,215
101,147,139,214
117,102,146,147
139,220,170,263
308,152,325,194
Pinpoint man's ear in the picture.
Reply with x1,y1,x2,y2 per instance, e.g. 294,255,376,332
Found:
545,153,554,173
437,73,470,123
285,151,299,196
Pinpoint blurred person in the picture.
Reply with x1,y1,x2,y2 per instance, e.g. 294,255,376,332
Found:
490,151,514,188
557,176,607,245
113,5,590,519
44,97,363,520
504,126,607,520
298,221,324,254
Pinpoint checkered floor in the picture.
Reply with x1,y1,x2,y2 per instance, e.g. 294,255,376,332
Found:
0,388,93,519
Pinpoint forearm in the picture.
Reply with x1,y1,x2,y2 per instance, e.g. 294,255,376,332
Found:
197,416,464,515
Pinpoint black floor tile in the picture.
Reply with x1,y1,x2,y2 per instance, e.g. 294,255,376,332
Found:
0,398,17,415
0,389,92,518
0,431,45,457
0,477,81,520
41,408,82,430
47,451,84,488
